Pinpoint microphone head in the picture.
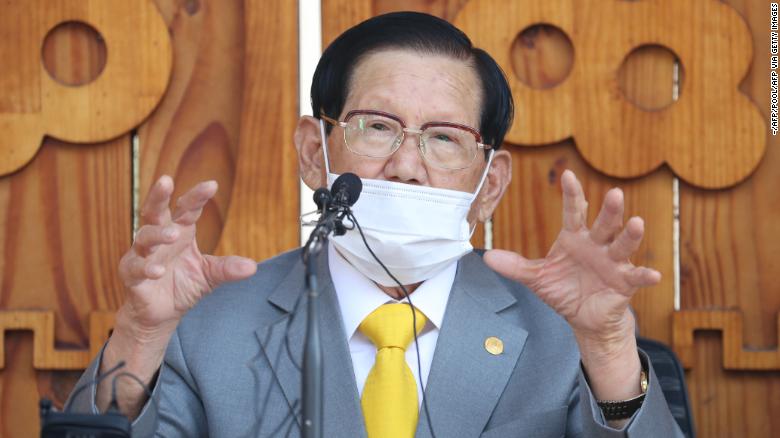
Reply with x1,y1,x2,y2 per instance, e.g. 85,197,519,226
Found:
312,187,331,210
332,172,362,206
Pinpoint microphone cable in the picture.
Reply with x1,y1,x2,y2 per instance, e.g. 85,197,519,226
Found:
41,360,155,437
64,360,127,412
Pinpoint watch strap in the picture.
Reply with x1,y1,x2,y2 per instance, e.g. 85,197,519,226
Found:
597,392,646,420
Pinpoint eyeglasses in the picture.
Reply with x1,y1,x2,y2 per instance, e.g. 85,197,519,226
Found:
321,110,491,170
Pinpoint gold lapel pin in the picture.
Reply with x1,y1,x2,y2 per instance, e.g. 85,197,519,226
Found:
484,336,504,355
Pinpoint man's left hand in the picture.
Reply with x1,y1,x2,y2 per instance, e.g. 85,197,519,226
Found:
484,169,658,401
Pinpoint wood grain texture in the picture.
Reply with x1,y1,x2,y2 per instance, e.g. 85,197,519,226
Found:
684,332,780,438
0,0,172,175
0,17,131,436
454,0,766,189
138,0,300,262
0,138,130,435
213,0,300,261
138,0,246,254
677,0,780,434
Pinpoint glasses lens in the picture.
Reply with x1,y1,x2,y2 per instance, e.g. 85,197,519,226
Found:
344,113,402,157
421,125,478,169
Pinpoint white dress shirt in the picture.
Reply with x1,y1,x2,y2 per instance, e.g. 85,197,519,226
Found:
328,243,455,408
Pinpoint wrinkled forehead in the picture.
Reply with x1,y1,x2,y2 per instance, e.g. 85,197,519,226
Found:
343,49,483,127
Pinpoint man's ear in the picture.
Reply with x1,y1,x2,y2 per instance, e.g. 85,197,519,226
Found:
475,150,512,222
294,115,327,190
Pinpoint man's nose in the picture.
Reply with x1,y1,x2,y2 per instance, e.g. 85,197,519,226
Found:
383,132,427,184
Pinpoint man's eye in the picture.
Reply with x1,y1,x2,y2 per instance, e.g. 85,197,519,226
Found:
368,123,390,131
433,134,453,142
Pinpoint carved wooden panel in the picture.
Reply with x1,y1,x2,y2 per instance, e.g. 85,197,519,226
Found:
676,0,780,435
0,134,131,433
673,311,780,370
0,311,114,370
454,0,765,189
0,0,172,176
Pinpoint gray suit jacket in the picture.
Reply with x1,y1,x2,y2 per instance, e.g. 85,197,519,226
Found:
67,248,683,437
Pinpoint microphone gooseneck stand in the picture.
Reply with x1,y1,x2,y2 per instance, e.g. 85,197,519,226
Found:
301,174,361,438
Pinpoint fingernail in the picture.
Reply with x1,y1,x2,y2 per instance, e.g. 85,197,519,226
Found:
163,228,177,238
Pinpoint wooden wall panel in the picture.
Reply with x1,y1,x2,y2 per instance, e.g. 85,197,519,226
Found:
0,14,132,430
677,0,780,435
138,0,247,254
0,104,130,436
214,0,299,260
139,0,299,261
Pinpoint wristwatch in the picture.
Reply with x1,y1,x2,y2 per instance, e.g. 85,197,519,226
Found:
596,361,649,421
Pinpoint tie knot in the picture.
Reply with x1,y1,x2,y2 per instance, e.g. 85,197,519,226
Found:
359,303,427,350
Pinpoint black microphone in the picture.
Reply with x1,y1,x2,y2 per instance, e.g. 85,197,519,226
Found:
312,187,331,211
312,173,362,237
330,172,362,208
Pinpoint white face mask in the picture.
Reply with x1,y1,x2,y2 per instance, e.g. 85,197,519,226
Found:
319,119,493,287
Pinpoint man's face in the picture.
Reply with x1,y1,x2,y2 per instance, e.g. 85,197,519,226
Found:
296,48,511,224
326,49,487,193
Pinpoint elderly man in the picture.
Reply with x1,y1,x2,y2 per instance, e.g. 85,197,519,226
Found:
67,11,682,437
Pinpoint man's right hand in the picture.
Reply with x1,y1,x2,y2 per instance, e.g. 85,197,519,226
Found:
96,175,257,417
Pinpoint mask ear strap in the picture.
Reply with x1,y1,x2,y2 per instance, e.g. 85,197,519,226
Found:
319,119,332,175
471,149,495,201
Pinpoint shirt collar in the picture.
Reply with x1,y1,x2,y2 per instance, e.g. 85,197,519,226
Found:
328,243,455,340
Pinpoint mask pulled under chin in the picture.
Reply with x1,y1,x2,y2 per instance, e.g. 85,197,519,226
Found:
319,118,493,287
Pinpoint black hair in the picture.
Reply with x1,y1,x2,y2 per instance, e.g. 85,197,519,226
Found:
311,11,514,150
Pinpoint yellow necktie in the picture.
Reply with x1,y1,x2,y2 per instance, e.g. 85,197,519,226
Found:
359,303,427,438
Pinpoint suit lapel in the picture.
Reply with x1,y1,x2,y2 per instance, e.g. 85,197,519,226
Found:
415,253,528,438
255,249,366,438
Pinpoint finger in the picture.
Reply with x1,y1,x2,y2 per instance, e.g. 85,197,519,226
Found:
133,225,180,255
608,216,645,261
589,188,624,244
119,254,165,286
626,266,662,288
483,249,544,285
140,175,174,225
202,255,257,288
171,181,218,226
561,170,588,231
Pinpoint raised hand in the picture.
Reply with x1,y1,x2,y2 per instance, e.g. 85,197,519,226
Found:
484,169,659,342
484,170,657,403
99,176,256,416
118,175,257,332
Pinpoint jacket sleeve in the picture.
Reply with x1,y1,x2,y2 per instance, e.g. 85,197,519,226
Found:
65,330,206,437
573,349,685,438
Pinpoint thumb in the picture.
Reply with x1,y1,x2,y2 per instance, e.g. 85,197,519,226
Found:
484,249,543,285
203,255,257,287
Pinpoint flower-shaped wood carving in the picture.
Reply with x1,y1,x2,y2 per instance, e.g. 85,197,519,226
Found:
455,0,766,189
0,0,172,176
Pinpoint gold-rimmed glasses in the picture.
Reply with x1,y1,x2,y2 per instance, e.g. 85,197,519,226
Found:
321,109,491,170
